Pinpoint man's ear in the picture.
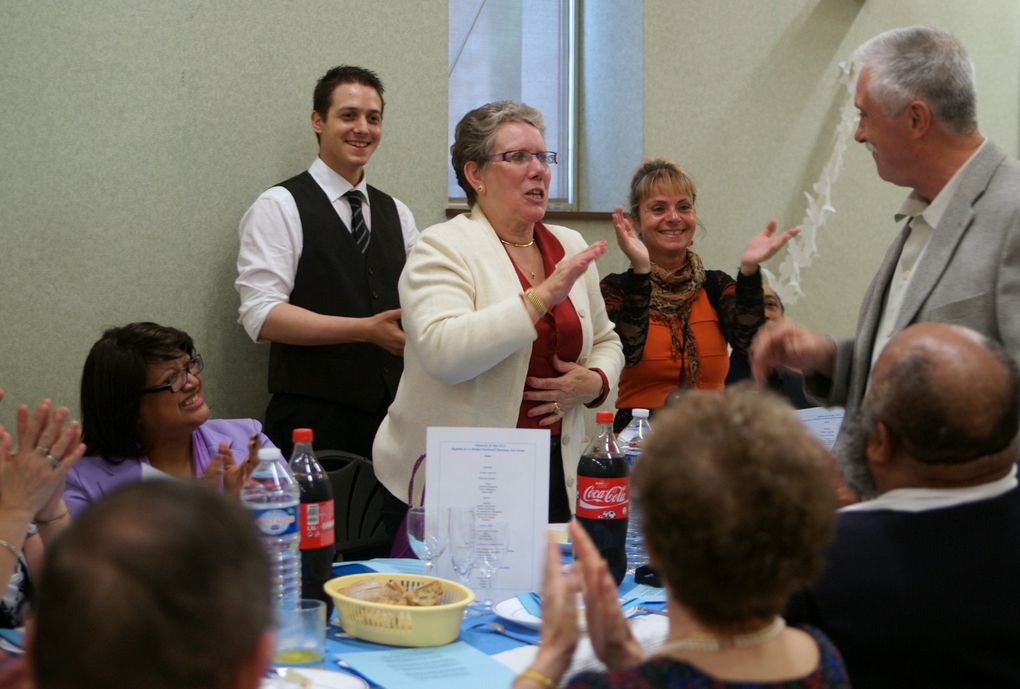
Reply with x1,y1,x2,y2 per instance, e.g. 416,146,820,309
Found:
867,419,893,466
907,100,932,138
310,110,324,136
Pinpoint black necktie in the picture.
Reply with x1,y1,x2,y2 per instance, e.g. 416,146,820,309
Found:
345,190,370,254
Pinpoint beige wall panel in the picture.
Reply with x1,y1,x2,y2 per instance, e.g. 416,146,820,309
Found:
1,1,448,429
3,0,1018,434
643,0,1020,338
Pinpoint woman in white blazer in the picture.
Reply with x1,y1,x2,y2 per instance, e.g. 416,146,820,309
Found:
373,101,623,523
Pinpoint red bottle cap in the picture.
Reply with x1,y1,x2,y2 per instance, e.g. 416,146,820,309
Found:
595,411,614,424
292,428,314,443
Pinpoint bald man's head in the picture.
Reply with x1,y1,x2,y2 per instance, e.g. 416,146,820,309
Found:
839,324,1019,497
868,323,1019,464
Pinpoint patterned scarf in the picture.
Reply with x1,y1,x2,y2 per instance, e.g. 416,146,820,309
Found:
649,251,705,388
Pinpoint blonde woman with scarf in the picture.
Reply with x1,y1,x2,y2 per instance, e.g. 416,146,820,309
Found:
600,159,798,431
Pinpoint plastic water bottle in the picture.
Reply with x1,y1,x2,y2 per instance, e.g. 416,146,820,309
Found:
288,429,335,611
617,409,651,574
242,447,301,648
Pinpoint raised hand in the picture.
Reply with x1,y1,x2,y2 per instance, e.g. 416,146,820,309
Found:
611,207,650,274
569,520,643,670
224,434,261,496
750,319,836,382
5,400,85,521
739,221,800,275
532,241,608,312
521,534,580,688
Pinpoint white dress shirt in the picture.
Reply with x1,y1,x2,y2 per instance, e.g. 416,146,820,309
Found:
235,158,418,342
870,139,988,366
842,465,1017,514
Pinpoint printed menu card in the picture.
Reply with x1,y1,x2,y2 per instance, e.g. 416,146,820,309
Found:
425,426,549,601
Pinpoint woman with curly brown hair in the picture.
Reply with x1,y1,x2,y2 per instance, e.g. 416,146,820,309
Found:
513,385,850,689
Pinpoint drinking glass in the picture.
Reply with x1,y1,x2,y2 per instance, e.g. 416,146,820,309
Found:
475,521,509,610
448,506,476,585
406,506,447,576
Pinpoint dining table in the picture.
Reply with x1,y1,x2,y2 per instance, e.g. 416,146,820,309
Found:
269,557,670,689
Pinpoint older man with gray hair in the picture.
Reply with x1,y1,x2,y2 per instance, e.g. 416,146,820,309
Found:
787,322,1020,688
752,27,1020,461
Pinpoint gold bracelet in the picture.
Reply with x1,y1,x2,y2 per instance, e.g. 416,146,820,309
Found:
524,288,548,317
35,508,69,525
0,539,21,560
517,669,555,689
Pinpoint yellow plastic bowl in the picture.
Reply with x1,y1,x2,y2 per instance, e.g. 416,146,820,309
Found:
324,573,474,647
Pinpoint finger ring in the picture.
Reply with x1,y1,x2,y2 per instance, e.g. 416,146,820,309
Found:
553,402,563,416
35,446,51,456
47,454,60,468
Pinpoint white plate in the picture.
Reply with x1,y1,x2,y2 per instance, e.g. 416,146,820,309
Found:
492,596,544,630
492,596,640,631
262,668,369,689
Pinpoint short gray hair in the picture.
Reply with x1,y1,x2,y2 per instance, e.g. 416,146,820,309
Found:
854,26,977,135
450,101,545,206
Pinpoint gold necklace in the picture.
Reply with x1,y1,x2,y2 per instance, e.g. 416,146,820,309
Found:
499,237,535,248
652,617,785,654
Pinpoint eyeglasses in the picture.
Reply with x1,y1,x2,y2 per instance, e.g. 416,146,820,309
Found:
483,150,558,166
142,354,204,394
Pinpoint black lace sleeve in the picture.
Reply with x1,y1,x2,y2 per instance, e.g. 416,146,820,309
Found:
600,270,651,367
705,268,764,355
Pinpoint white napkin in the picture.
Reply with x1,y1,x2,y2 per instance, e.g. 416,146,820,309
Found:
492,614,669,686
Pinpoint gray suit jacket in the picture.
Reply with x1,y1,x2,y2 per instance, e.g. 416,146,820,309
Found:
808,140,1020,421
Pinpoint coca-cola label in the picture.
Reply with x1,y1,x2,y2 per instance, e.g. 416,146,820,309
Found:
575,476,629,520
299,500,336,549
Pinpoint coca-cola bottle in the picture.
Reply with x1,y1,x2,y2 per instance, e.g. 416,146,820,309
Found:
288,428,336,611
576,410,629,584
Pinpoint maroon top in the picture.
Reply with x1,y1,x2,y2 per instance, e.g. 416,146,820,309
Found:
508,223,582,435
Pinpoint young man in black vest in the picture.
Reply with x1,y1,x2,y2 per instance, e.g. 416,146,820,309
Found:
236,65,417,466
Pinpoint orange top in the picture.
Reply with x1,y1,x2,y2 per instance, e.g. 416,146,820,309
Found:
615,287,729,409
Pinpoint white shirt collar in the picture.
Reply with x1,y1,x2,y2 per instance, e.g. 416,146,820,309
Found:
841,464,1017,513
309,157,370,204
895,138,987,227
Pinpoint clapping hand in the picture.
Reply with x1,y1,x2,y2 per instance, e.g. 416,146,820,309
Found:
570,520,643,670
2,399,85,522
521,534,581,688
531,241,608,313
739,221,799,276
203,434,261,496
611,207,650,274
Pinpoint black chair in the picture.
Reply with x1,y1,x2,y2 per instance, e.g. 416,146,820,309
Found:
316,450,390,561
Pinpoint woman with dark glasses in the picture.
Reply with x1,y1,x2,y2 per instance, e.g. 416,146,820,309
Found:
66,322,272,517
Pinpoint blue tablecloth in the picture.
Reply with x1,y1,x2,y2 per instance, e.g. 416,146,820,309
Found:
310,558,665,686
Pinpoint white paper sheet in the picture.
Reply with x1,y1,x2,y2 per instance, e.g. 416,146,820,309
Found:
425,426,549,601
492,615,669,684
794,406,846,450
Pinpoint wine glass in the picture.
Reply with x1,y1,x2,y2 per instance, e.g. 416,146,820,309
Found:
474,521,509,610
406,507,447,576
448,506,477,585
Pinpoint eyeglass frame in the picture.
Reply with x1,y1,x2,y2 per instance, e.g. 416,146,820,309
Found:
482,150,558,166
141,354,205,394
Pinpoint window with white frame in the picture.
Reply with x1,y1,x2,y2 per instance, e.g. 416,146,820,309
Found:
448,0,575,208
448,0,642,213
